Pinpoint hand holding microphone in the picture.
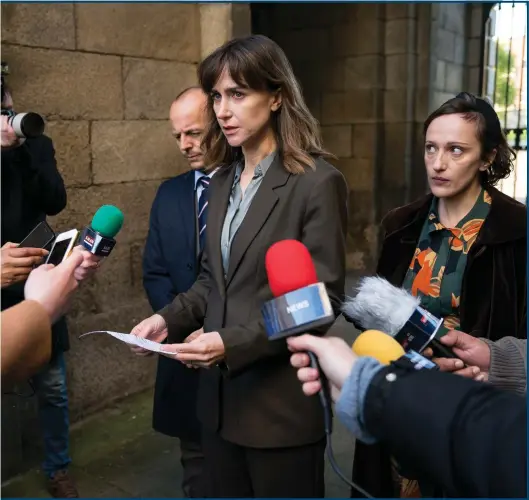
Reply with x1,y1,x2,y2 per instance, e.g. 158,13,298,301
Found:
288,335,357,401
344,276,458,359
71,246,102,281
288,329,408,401
262,240,336,430
288,327,418,499
80,205,123,257
343,277,486,380
423,330,488,381
261,239,374,497
74,204,124,280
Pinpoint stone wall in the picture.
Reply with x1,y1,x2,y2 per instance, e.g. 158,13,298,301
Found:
254,4,382,272
378,3,432,218
429,2,485,109
253,3,425,271
1,2,250,478
466,3,487,96
253,2,487,271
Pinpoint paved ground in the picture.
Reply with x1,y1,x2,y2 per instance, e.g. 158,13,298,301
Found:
2,280,361,498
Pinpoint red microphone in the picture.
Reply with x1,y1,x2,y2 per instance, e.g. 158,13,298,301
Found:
266,239,318,297
262,241,336,457
262,240,373,498
262,240,334,340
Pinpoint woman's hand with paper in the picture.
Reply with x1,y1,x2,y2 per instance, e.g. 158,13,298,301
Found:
161,330,225,368
130,314,168,357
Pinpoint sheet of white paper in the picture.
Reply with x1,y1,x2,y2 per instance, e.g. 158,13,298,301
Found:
79,330,165,353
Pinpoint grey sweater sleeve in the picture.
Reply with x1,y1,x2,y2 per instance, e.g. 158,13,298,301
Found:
482,337,526,395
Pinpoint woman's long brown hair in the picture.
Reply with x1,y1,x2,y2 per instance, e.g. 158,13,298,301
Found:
198,34,333,174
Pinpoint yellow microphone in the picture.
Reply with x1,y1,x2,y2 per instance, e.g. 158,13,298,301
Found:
352,330,405,365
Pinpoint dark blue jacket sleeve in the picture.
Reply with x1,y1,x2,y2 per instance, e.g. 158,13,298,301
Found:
365,367,527,498
143,187,176,312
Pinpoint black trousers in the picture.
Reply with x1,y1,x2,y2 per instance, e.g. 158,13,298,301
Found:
180,438,205,498
202,430,326,498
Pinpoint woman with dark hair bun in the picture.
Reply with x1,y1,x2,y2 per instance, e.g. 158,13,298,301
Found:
351,92,526,499
130,34,348,497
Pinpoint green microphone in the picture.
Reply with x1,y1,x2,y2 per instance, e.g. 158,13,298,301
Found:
80,205,124,256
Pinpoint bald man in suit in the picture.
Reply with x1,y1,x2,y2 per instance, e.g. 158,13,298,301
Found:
143,87,216,498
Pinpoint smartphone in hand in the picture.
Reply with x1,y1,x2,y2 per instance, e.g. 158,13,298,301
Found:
46,229,80,266
19,221,55,250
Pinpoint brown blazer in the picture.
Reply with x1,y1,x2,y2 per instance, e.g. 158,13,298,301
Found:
2,300,51,385
159,155,348,448
352,185,527,498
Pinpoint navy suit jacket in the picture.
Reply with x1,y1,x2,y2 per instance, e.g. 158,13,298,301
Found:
143,170,201,440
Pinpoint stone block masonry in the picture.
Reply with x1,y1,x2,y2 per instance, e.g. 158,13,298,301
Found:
1,2,250,479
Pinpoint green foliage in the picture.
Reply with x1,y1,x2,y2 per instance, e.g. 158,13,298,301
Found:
495,42,516,108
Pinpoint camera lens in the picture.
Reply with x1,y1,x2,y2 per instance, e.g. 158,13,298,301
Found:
9,112,45,138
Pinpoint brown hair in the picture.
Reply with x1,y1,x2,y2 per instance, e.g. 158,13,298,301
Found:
198,34,332,174
423,92,515,187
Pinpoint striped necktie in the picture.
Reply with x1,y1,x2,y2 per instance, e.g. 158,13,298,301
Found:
197,176,210,253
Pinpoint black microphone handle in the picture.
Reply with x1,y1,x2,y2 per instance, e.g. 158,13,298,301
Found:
307,352,333,434
430,337,458,359
306,351,373,498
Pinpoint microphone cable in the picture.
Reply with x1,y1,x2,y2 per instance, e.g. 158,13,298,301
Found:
307,352,373,499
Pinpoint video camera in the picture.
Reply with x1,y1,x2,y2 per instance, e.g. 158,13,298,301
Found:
1,61,45,139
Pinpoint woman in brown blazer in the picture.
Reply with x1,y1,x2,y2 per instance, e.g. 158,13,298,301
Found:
351,93,526,498
131,35,348,497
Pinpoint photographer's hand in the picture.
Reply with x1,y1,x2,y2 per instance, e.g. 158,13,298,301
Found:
1,115,22,149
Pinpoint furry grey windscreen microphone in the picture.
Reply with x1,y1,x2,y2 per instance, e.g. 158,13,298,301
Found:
342,276,420,337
